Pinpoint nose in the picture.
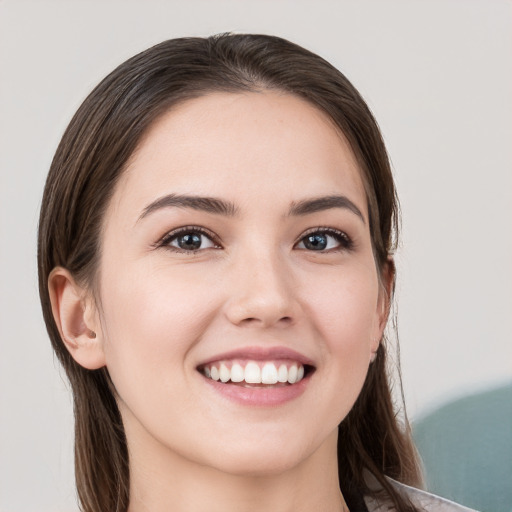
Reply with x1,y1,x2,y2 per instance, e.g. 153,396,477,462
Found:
223,249,299,329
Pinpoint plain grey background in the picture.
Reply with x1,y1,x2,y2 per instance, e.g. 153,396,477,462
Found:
1,1,511,510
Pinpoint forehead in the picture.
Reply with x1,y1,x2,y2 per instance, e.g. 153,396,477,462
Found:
111,91,366,218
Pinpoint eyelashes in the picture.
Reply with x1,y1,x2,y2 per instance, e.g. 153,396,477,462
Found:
155,225,354,254
155,226,221,253
295,227,354,252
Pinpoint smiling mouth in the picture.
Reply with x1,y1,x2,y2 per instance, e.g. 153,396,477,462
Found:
198,360,315,387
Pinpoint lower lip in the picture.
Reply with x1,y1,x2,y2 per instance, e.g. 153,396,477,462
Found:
201,374,311,406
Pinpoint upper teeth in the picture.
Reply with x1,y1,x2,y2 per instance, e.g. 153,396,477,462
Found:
203,361,305,384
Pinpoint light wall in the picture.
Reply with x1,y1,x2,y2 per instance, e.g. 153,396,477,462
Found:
0,1,510,510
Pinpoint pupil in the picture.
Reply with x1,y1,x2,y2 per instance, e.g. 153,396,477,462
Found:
305,234,327,250
178,233,202,250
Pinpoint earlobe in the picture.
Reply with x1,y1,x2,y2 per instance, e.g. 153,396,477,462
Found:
372,257,395,353
378,258,395,328
48,267,106,370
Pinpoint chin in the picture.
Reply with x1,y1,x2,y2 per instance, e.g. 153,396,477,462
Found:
211,450,306,478
198,430,330,478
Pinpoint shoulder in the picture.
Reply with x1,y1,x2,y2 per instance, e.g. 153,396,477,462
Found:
364,479,479,512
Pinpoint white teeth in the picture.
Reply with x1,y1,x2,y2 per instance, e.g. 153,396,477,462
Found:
277,364,288,383
219,363,230,383
203,361,306,385
230,363,244,382
287,364,298,384
261,363,278,384
244,362,261,384
210,366,220,381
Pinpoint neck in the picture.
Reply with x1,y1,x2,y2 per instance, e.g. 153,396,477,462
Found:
126,424,348,512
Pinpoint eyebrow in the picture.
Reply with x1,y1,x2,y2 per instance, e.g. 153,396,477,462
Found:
138,194,239,221
138,193,365,224
288,195,365,223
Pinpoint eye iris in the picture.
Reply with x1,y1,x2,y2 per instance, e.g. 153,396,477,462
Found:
178,233,202,250
304,233,327,250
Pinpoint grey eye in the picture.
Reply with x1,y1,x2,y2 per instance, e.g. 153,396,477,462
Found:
167,231,216,251
296,230,352,251
302,233,329,250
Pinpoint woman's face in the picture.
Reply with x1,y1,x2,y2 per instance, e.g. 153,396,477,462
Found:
94,91,388,475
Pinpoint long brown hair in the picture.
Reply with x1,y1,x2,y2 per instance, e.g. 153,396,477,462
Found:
38,33,422,512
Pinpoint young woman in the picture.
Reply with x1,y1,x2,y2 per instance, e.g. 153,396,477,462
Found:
38,33,475,512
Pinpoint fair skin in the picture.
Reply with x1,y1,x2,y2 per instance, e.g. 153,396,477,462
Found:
50,91,391,512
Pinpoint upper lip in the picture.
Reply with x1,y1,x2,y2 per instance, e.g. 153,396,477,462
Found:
197,346,315,368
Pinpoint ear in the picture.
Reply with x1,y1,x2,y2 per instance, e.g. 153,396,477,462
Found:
371,257,395,354
48,267,106,370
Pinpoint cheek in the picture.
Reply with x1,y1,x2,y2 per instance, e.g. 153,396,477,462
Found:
301,263,379,408
305,264,380,349
98,261,219,394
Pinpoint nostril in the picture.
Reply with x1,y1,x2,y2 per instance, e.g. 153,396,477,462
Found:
277,316,294,327
224,283,299,327
239,316,294,327
240,317,258,324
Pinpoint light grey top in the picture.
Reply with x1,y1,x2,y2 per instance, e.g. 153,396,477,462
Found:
365,479,479,512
